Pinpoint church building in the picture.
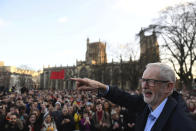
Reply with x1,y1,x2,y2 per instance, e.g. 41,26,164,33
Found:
40,30,160,90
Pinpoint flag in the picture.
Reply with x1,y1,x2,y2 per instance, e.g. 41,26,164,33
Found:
50,69,65,80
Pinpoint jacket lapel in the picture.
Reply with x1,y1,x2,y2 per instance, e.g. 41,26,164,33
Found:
135,105,150,131
151,96,177,131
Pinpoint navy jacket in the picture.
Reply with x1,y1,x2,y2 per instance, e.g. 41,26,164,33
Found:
104,86,196,131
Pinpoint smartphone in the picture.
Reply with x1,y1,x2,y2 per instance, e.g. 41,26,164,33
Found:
86,117,89,121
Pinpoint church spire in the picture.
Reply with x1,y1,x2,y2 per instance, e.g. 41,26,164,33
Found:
87,37,89,44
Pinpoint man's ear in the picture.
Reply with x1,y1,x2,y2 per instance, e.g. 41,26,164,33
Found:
165,82,174,93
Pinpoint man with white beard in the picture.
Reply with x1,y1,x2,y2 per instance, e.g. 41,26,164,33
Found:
71,62,196,131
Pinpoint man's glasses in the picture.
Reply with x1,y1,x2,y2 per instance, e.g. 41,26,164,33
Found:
140,78,169,87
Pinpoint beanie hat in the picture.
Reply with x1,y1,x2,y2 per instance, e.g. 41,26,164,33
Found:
55,101,61,107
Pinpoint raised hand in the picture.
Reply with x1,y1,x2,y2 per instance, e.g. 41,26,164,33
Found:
70,78,107,91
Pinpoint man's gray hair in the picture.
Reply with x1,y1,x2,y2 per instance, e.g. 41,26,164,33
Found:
146,62,176,83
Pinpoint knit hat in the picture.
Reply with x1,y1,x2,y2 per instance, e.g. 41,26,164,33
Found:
55,101,61,107
43,112,49,120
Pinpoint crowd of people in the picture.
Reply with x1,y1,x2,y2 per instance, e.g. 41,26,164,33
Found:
181,90,196,120
0,86,195,131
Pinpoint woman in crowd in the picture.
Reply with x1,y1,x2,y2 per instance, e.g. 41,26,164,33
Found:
41,113,57,131
80,110,95,131
24,112,43,131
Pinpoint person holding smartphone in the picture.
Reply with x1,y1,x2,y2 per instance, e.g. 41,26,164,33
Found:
80,111,95,131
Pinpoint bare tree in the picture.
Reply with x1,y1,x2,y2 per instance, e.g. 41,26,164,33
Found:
17,65,35,89
107,42,140,62
148,2,196,89
18,65,34,71
107,43,141,90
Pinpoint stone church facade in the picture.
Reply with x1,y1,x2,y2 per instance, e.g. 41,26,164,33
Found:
40,30,160,90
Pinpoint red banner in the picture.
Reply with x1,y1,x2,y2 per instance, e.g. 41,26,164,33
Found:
50,69,65,80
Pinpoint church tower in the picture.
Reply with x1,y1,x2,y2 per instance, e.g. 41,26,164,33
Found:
85,38,107,65
139,29,160,68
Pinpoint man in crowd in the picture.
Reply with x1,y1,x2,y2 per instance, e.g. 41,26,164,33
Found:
71,62,196,131
4,112,23,131
58,106,75,131
93,102,111,131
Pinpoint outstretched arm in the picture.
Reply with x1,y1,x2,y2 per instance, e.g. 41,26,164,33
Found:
71,78,145,111
70,78,107,91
